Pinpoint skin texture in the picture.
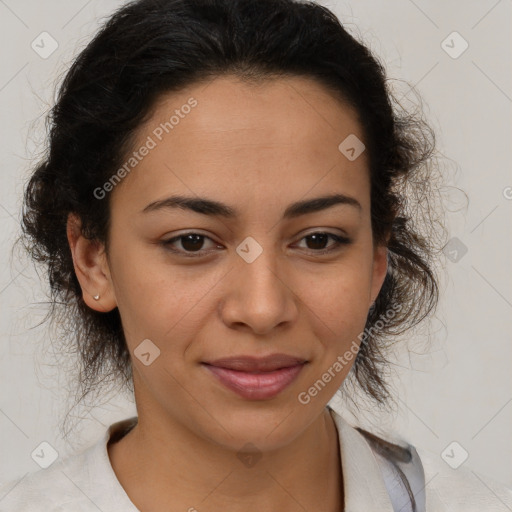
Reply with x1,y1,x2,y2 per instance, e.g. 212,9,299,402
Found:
66,75,388,511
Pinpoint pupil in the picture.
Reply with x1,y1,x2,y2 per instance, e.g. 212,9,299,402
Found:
307,233,328,250
182,234,204,252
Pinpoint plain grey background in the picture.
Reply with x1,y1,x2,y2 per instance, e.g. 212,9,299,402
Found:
0,0,511,490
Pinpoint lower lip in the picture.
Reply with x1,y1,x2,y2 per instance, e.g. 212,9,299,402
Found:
202,363,306,400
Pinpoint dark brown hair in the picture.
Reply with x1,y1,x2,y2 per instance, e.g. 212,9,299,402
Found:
18,0,446,427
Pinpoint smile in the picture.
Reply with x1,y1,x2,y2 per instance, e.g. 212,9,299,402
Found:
201,361,307,400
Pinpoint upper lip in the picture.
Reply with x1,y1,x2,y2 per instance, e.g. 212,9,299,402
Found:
203,354,308,372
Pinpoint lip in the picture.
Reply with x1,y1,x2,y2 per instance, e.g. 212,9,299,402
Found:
204,354,307,372
202,354,308,400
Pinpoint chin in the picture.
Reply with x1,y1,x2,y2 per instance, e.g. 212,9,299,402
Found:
200,398,320,451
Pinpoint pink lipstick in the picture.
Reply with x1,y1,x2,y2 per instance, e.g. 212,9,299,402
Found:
202,354,307,400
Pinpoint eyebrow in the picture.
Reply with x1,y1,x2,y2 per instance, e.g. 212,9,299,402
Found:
141,193,362,219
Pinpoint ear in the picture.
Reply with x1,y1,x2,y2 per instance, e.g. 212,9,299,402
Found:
66,213,117,312
369,241,388,308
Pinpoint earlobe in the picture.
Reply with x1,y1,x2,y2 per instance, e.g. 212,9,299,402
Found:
66,213,117,313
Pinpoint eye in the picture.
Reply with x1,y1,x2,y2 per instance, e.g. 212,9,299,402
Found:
160,231,351,258
160,232,221,257
294,232,352,255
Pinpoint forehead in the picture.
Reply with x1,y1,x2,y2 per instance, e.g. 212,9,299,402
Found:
111,74,369,217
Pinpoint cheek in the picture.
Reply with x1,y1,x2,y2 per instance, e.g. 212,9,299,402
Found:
310,274,368,314
296,273,370,405
110,247,223,348
302,257,373,325
298,258,374,383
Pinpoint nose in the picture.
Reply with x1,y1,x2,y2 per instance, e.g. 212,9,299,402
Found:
219,247,298,336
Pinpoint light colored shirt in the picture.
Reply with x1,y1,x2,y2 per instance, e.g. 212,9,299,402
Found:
1,406,511,511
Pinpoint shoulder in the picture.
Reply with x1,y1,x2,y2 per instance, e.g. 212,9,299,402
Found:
416,446,512,511
357,424,512,511
0,447,97,511
331,408,512,511
0,416,138,512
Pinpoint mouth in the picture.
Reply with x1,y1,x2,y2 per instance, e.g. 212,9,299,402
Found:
201,354,308,400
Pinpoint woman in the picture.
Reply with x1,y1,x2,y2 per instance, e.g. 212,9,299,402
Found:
1,0,510,510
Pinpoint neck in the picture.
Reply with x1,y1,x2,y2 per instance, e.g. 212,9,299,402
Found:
108,406,344,512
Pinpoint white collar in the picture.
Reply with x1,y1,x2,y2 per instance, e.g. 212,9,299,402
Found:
329,406,395,510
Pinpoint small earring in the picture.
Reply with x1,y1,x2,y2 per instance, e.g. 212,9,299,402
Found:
93,294,100,301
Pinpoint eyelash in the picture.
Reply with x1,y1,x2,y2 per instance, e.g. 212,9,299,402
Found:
160,231,351,258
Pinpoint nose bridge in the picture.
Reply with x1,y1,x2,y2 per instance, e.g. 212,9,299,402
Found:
235,234,286,301
220,235,297,333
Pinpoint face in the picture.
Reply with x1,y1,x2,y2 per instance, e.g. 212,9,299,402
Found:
69,75,388,452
